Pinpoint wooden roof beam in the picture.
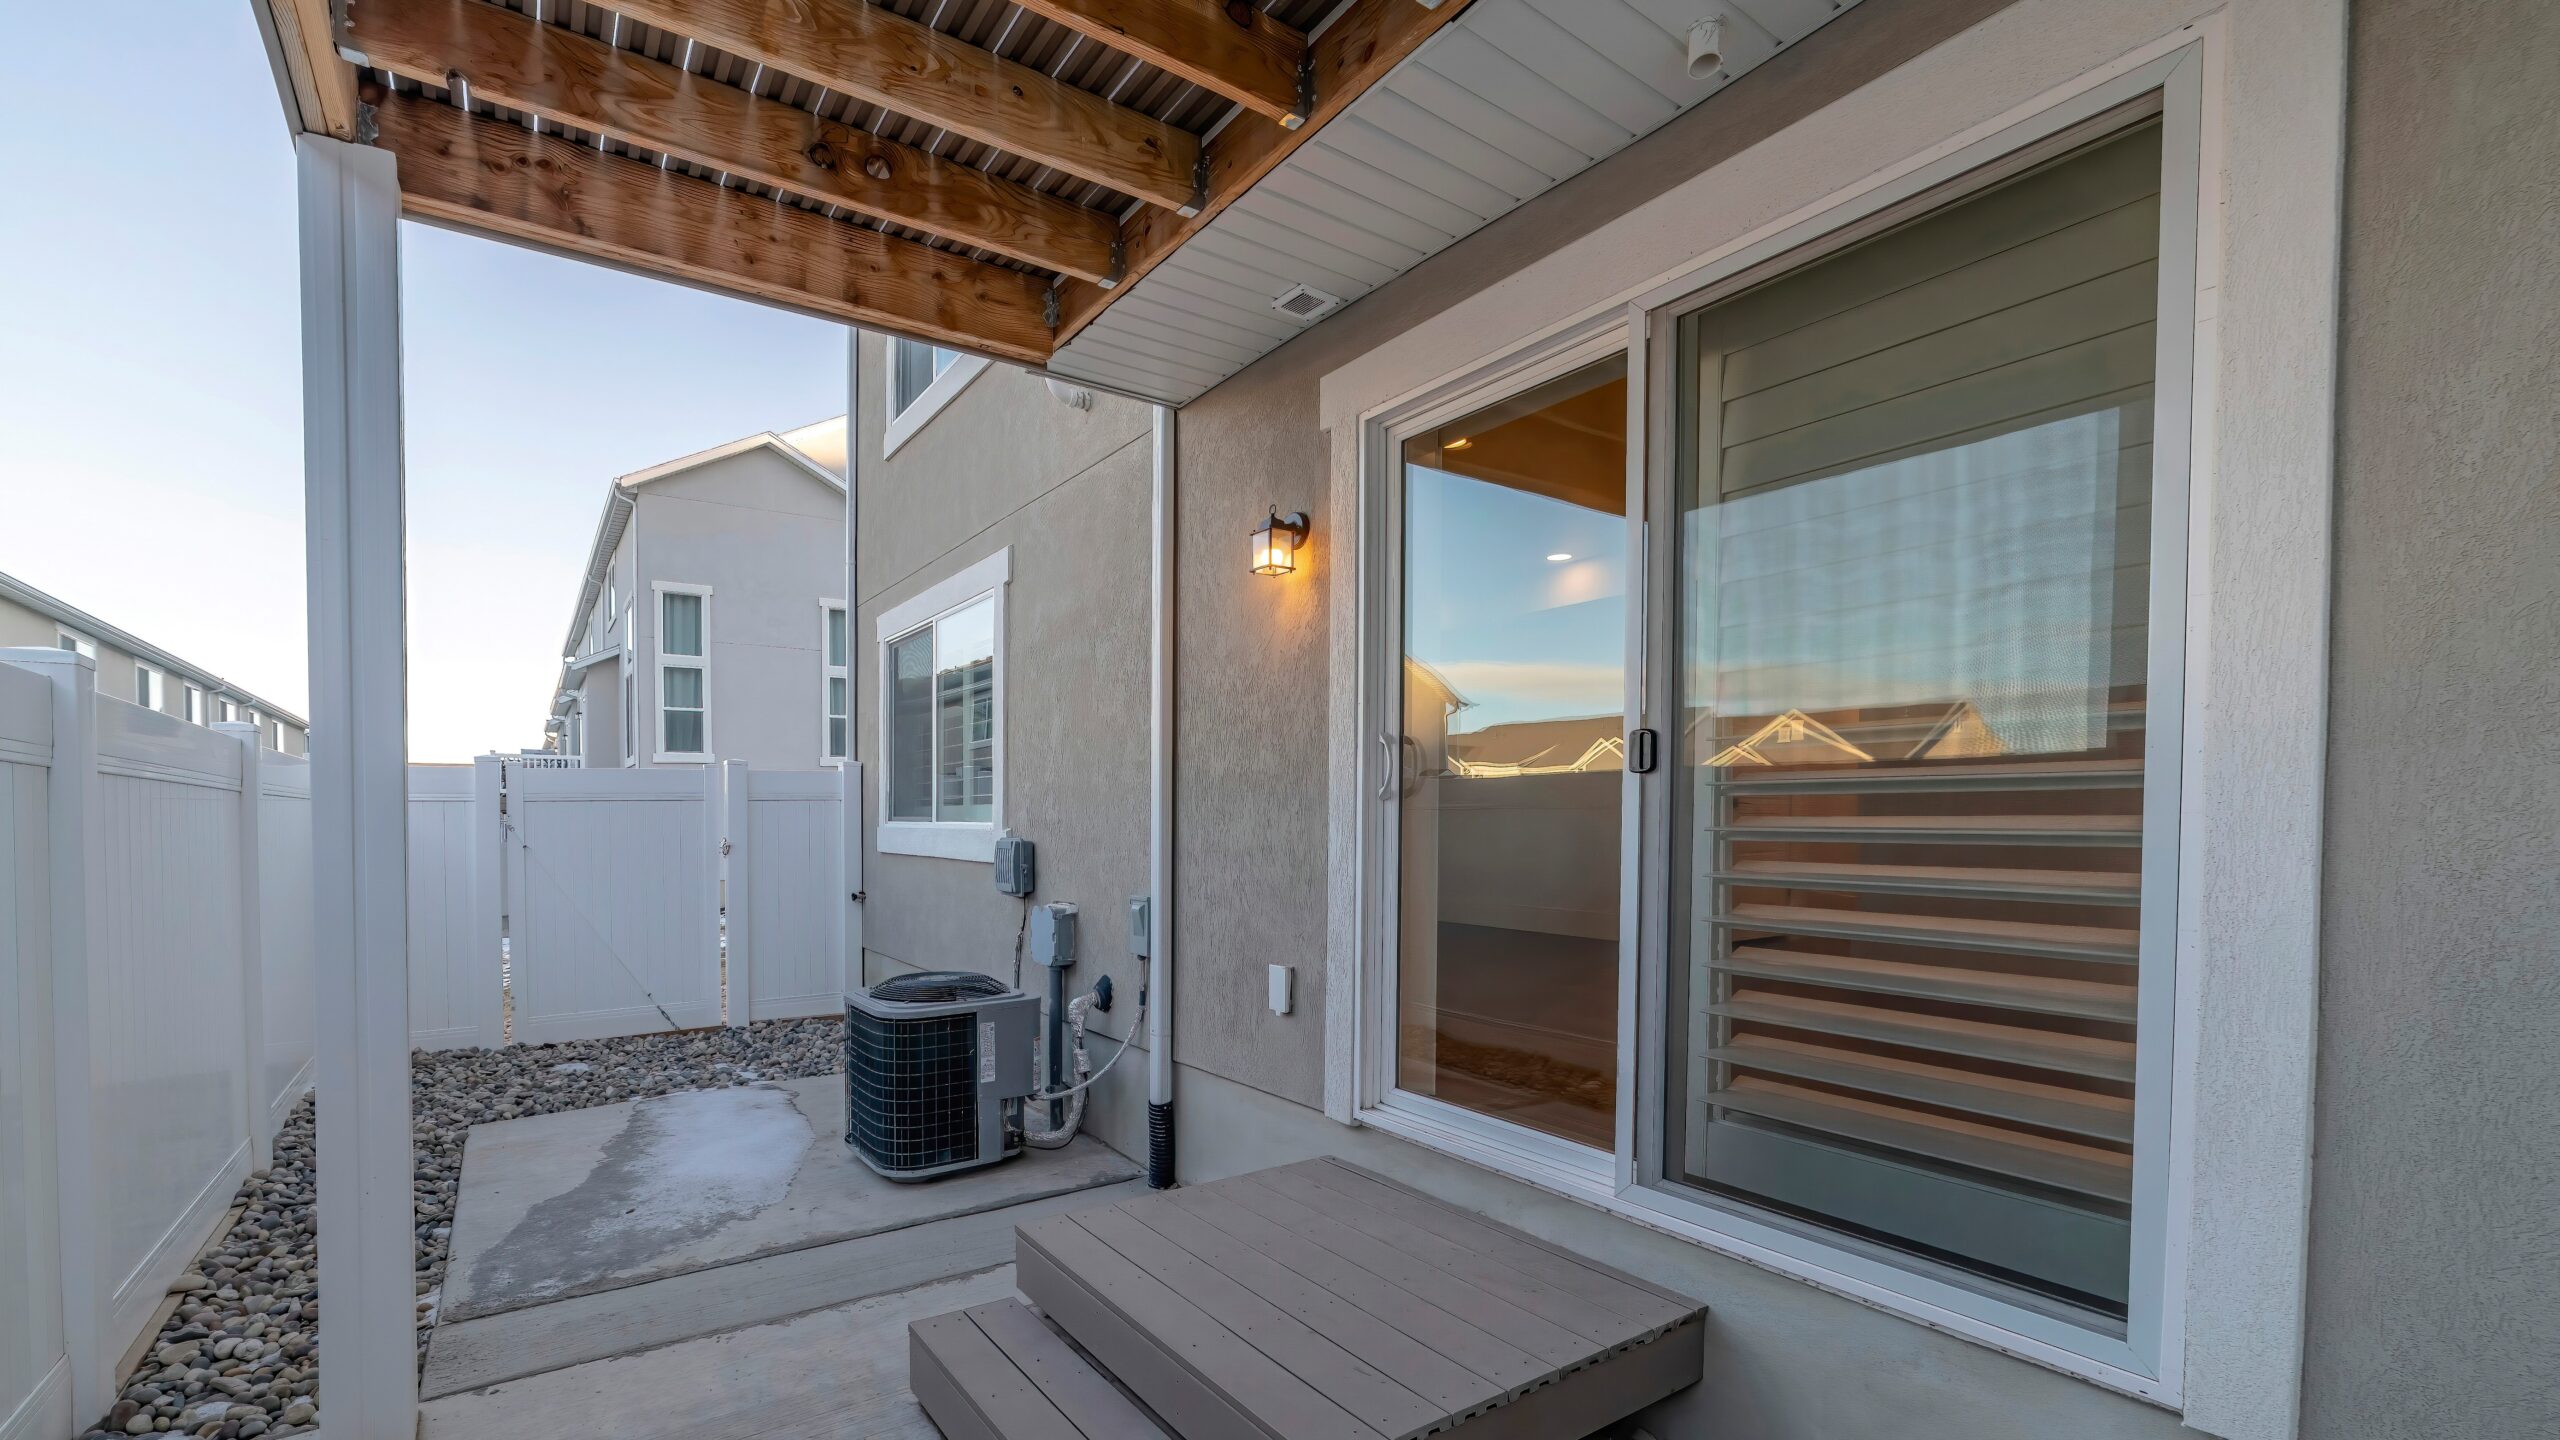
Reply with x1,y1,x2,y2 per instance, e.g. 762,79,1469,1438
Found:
347,0,1121,283
260,0,362,139
372,92,1055,364
1056,0,1482,343
1007,0,1309,128
604,0,1204,213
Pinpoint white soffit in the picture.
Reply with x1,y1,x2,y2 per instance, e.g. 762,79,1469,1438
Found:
1046,0,1871,405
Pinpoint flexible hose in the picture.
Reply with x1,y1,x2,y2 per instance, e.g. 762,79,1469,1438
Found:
1023,990,1144,1148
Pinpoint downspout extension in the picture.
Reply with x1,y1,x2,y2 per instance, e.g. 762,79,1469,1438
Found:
1147,403,1177,1188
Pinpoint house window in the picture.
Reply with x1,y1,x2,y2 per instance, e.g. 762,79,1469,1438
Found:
606,575,618,635
135,662,164,711
890,339,958,415
823,603,850,764
876,550,1007,858
885,339,991,455
184,684,205,724
656,584,710,760
56,626,95,661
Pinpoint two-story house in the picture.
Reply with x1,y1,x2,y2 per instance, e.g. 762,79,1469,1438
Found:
546,418,847,771
0,569,307,753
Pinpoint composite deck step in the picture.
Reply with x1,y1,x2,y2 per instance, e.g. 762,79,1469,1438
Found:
911,1298,1175,1440
1006,1157,1706,1440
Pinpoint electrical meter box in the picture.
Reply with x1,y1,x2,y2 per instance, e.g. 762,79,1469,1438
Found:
993,832,1036,896
1030,903,1078,969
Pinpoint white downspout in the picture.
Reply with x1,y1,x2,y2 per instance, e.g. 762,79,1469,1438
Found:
1147,403,1177,1187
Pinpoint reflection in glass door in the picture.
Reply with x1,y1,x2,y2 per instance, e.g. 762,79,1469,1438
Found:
1395,355,1628,1148
1662,121,2168,1319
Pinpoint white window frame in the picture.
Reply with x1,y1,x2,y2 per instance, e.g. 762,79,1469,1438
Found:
184,683,205,725
135,661,165,712
1318,18,2350,1419
56,625,96,661
820,599,850,768
883,339,991,458
621,599,637,767
653,581,713,764
873,548,1008,861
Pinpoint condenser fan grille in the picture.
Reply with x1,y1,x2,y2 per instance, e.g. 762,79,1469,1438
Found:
845,1006,979,1172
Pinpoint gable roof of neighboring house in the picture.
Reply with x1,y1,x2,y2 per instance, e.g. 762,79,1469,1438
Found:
548,419,847,734
0,569,308,730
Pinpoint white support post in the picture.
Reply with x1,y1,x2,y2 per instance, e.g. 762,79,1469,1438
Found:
472,756,506,1048
5,647,108,1422
217,721,272,1170
298,132,419,1440
723,758,752,1026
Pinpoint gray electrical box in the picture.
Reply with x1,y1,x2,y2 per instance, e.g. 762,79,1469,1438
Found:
993,831,1035,896
1127,896,1152,957
1030,903,1078,969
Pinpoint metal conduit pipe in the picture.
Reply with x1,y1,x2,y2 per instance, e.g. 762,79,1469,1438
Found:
1147,403,1177,1188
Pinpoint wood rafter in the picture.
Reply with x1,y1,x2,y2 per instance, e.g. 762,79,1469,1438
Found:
372,92,1055,363
347,0,1121,283
603,0,1205,213
264,0,362,140
1007,0,1309,127
1057,0,1482,345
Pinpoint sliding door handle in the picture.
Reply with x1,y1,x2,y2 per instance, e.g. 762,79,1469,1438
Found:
1629,727,1659,774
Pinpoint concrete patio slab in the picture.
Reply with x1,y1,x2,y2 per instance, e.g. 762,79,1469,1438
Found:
420,1178,1146,1398
439,1075,1137,1321
419,1266,1019,1440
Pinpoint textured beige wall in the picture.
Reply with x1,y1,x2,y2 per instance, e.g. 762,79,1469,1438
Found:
2301,2,2560,1435
853,342,1157,1044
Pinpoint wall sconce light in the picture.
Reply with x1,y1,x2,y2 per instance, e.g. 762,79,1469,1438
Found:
1251,508,1310,576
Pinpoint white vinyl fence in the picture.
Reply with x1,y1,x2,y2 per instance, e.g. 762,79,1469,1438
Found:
724,762,847,1024
398,759,853,1049
0,649,314,1440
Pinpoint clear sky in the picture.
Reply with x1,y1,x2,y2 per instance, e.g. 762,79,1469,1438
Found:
0,5,847,762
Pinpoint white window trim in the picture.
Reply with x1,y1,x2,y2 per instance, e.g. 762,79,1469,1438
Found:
652,580,712,764
135,661,165,712
873,548,1008,862
883,344,992,458
1317,12,2346,1432
820,597,849,769
56,624,96,661
184,683,206,725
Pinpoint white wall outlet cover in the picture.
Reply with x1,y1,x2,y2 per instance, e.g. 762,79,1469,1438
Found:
1268,963,1294,1016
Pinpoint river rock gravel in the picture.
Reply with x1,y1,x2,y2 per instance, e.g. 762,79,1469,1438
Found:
79,1016,844,1438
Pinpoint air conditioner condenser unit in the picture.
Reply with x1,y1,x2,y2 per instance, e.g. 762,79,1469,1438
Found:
844,972,1039,1180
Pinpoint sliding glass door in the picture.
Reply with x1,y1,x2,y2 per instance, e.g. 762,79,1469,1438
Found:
1658,119,2169,1321
1387,350,1631,1151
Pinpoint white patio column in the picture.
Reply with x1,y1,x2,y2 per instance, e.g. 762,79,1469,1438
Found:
297,132,418,1440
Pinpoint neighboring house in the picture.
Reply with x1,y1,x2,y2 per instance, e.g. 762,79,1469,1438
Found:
546,418,848,771
0,569,307,753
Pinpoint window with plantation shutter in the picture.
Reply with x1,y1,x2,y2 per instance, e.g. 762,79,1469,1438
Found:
1665,121,2166,1318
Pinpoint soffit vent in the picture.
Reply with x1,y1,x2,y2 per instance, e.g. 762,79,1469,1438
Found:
1271,283,1344,324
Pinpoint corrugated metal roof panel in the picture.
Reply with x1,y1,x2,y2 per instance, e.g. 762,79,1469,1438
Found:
1052,0,1871,404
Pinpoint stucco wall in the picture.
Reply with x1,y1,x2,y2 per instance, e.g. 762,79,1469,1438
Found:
852,342,1157,1044
628,446,843,771
2299,2,2560,1435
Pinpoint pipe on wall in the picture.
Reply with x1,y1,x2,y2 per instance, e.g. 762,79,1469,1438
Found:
1147,403,1176,1188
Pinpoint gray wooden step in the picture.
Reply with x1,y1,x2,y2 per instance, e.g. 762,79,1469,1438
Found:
910,1298,1174,1440
1011,1157,1706,1440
